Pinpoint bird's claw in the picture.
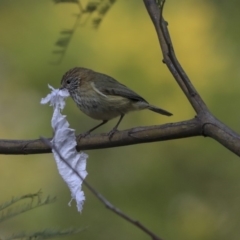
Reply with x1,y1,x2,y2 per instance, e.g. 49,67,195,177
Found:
108,128,118,140
77,128,118,141
77,131,90,141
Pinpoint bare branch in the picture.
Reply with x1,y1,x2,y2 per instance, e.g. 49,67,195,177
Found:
143,0,207,113
0,119,200,154
142,0,240,156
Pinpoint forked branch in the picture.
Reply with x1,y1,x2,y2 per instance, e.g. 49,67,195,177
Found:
0,0,239,156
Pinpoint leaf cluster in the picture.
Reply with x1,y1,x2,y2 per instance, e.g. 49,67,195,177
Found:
52,0,117,63
0,191,82,240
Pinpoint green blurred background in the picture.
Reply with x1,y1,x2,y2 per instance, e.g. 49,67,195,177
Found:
0,0,240,239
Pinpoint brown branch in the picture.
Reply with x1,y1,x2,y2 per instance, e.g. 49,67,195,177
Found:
0,119,200,154
142,0,240,156
144,0,207,113
0,1,240,157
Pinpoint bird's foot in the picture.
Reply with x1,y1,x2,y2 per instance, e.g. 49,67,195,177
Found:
108,128,118,140
77,131,90,141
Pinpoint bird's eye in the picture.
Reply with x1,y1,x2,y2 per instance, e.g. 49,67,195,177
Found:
66,79,71,84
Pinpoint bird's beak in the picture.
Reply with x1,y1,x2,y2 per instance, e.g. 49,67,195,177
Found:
59,86,65,90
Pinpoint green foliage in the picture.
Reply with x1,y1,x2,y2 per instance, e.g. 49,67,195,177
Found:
53,0,80,3
0,190,56,223
0,191,83,240
5,228,83,240
52,0,117,63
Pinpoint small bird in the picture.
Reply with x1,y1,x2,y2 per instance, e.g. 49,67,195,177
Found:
60,67,172,138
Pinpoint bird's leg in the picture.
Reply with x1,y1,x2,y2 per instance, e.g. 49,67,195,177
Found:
78,120,108,139
108,114,124,139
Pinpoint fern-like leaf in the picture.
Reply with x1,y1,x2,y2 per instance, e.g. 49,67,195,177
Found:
6,228,84,240
53,0,79,4
0,195,56,223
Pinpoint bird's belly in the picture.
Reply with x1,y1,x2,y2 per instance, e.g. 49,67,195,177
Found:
72,92,137,120
83,109,120,120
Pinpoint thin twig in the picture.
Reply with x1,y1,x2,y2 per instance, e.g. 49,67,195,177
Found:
159,0,195,96
143,0,208,113
40,137,164,240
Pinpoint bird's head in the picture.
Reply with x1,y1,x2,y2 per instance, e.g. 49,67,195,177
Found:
60,67,92,93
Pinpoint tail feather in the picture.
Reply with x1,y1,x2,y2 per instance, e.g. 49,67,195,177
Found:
148,105,172,116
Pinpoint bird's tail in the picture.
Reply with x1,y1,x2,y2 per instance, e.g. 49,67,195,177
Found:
148,105,172,116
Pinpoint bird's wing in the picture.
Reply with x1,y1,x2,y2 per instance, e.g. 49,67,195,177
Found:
93,74,148,103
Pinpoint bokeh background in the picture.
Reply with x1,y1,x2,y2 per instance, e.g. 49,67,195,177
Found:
0,0,240,239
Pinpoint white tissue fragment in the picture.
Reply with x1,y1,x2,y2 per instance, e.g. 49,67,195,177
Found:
41,85,88,212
